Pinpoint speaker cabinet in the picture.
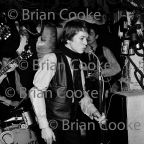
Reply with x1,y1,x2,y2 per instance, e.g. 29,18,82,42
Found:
107,91,144,144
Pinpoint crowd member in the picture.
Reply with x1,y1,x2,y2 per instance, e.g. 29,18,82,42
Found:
29,19,106,144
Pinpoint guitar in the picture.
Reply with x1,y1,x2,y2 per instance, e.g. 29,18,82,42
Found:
0,50,32,77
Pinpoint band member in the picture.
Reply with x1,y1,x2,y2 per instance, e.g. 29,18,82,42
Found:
84,22,121,100
0,23,29,122
29,19,106,144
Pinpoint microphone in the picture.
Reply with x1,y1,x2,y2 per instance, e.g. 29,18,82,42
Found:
87,48,93,54
87,46,94,55
87,47,99,60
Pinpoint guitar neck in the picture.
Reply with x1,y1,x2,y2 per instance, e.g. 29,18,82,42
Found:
0,56,22,77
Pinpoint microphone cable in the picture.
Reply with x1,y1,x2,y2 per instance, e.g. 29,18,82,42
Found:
88,49,105,113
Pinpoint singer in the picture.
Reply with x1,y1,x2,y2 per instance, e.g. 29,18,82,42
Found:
29,19,106,144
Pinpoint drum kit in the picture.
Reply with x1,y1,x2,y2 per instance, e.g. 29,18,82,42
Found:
0,99,39,144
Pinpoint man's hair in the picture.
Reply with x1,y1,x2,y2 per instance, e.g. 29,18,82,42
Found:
87,23,99,36
62,19,88,44
38,22,57,50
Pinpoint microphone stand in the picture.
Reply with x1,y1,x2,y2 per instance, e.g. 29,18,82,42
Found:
89,50,104,113
89,50,107,144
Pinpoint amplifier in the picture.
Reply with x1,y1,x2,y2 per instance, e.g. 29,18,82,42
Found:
106,91,144,144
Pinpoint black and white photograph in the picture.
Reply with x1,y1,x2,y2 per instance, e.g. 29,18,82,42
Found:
0,0,144,144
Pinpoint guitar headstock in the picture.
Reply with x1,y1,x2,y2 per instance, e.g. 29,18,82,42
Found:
0,23,11,41
20,50,33,60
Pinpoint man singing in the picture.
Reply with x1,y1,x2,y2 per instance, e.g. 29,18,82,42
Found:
29,19,106,144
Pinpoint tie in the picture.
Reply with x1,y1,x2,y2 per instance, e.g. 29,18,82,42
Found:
71,59,83,93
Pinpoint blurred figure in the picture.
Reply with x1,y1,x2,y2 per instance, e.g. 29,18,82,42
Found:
36,22,57,59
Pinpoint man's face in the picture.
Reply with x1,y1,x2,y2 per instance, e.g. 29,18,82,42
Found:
87,29,97,45
36,26,56,58
67,31,88,54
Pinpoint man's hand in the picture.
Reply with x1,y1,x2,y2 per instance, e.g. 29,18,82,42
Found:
86,70,99,81
7,63,18,73
0,98,19,107
10,101,19,107
41,127,56,144
16,35,28,54
0,74,7,84
0,99,11,106
93,111,107,125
